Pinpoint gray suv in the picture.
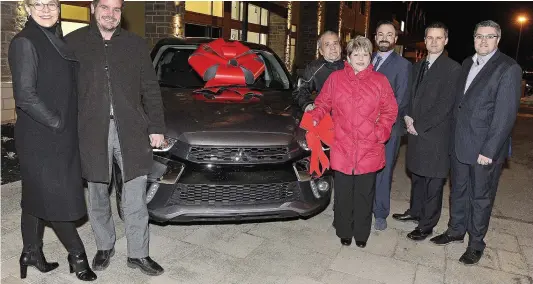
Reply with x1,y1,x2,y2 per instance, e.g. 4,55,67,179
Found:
113,38,332,223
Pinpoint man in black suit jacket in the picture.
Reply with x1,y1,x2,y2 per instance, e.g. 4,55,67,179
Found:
430,20,522,265
371,21,412,230
392,22,461,242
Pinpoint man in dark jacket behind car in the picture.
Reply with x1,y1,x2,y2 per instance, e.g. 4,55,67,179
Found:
293,31,344,113
65,0,166,276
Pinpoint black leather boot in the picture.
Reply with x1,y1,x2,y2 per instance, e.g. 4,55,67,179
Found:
68,252,97,281
19,249,59,279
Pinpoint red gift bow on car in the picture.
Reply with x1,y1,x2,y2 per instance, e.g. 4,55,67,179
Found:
299,113,334,177
188,38,265,102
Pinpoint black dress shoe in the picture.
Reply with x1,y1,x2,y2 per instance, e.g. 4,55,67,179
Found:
127,257,164,276
407,228,433,241
92,248,115,271
392,211,419,222
355,241,366,248
340,238,352,246
19,249,59,279
459,248,483,265
430,232,464,246
68,252,97,281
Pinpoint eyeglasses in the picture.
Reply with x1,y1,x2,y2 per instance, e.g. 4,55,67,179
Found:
29,2,58,11
474,34,499,40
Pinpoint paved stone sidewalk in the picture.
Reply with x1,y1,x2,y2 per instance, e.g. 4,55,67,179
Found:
2,143,533,284
1,181,532,284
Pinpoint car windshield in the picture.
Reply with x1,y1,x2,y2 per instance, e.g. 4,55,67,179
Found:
155,45,291,90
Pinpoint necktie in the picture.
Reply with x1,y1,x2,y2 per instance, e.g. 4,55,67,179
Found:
420,61,430,81
416,60,430,92
476,57,484,67
373,56,382,71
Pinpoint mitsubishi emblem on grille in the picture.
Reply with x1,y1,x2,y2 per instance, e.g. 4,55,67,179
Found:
233,148,245,162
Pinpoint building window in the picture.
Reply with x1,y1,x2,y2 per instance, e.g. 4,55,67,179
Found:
260,34,268,45
230,30,266,44
230,29,242,40
231,2,268,26
360,1,366,15
185,23,221,38
260,8,268,26
247,31,260,43
60,3,90,35
291,25,297,33
248,4,261,25
231,1,245,21
231,1,240,20
185,1,223,17
62,21,88,35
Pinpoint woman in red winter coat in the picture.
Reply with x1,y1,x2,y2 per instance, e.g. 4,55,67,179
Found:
309,36,398,248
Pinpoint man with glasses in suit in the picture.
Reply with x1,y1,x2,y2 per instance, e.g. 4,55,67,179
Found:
430,20,522,265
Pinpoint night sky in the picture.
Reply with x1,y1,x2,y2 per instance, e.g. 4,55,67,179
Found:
370,1,533,68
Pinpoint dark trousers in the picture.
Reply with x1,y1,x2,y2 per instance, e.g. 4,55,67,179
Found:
21,212,85,254
374,135,401,219
334,171,377,242
408,173,446,231
447,155,503,251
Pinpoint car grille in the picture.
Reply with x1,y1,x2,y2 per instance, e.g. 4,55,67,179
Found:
188,146,289,163
167,182,298,206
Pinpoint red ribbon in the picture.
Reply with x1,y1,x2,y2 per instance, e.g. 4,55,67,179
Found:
188,38,265,102
299,113,334,177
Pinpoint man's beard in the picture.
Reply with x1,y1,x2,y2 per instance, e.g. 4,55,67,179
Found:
377,41,394,52
98,17,120,32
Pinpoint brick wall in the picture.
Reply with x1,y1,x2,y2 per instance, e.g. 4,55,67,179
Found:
297,1,319,69
1,1,26,123
267,12,286,64
145,1,183,48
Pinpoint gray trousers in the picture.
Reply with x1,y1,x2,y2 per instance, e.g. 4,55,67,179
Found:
87,119,149,258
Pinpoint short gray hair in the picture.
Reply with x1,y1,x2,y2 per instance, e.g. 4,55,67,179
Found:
317,31,339,49
346,36,373,56
424,22,449,38
474,20,501,37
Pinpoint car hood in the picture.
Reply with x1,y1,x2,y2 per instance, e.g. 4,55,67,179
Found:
161,87,300,146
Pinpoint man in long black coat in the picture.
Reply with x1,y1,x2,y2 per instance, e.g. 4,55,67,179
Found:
392,22,461,241
430,20,522,265
66,0,166,276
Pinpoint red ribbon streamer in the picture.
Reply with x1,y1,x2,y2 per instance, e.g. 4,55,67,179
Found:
299,113,334,177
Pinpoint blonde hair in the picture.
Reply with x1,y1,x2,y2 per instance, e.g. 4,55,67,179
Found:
24,0,60,6
346,36,373,56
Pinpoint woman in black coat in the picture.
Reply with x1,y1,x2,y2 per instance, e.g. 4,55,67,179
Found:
7,0,96,281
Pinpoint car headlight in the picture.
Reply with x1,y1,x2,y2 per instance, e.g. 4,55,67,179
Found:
297,138,329,151
152,137,177,152
297,138,310,151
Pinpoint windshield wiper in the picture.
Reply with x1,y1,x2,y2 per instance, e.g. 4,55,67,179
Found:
158,81,188,89
206,84,265,91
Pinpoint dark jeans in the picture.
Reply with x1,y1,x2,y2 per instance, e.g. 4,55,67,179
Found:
334,171,377,242
21,212,85,254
